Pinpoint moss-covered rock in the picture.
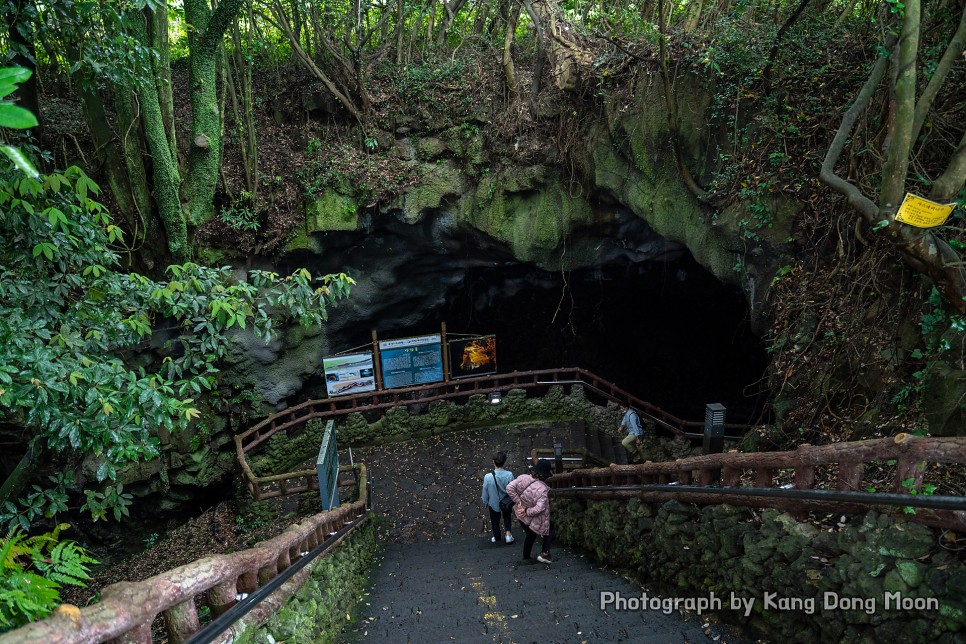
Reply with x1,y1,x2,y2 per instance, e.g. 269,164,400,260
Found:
555,500,965,642
305,190,359,232
457,169,598,269
399,160,465,223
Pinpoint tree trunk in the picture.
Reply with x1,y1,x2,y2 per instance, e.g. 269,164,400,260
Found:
502,1,522,95
395,0,406,64
150,1,179,166
126,11,188,260
878,0,920,211
184,0,248,228
113,87,163,262
0,438,45,512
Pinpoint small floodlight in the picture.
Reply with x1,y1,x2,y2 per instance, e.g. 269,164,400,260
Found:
488,391,503,404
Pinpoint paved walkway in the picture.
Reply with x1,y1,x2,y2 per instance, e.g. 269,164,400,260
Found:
340,423,739,643
340,537,715,643
352,422,586,543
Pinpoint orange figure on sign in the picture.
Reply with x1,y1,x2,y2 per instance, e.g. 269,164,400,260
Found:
461,336,496,370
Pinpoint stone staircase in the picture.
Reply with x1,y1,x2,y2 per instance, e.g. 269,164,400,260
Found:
339,537,712,643
532,424,628,471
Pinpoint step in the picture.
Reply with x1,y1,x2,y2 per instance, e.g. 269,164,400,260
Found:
584,426,602,457
597,430,616,463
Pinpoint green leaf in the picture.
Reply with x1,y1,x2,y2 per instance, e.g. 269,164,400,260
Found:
0,103,39,129
1,145,39,177
0,66,32,95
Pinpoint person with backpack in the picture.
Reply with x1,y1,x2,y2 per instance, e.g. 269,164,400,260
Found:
481,451,515,545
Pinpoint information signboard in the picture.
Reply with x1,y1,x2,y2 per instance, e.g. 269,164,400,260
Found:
316,420,339,510
448,335,497,379
378,334,444,388
322,352,376,397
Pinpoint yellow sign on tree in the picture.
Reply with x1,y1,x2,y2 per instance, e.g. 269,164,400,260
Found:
894,193,957,228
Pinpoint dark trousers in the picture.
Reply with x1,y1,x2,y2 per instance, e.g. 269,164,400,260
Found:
489,506,513,541
521,520,554,559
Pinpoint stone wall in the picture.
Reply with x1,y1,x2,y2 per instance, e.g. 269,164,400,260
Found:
554,497,966,642
238,519,379,644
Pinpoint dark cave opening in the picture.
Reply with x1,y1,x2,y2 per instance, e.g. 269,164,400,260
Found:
287,208,770,426
435,254,769,425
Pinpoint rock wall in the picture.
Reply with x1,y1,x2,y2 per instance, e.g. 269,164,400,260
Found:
554,498,966,641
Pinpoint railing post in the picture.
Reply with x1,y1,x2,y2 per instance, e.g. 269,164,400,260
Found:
836,462,864,491
165,599,201,643
209,579,238,617
108,622,153,644
754,468,773,487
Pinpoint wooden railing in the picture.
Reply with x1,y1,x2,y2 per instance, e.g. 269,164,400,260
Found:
548,433,966,530
1,465,368,644
235,367,749,499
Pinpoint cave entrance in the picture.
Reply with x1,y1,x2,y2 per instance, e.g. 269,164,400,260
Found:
439,254,769,425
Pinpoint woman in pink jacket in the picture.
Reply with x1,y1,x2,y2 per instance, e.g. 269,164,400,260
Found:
506,459,554,564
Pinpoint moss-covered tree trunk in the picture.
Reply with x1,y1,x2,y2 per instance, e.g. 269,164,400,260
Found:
113,87,165,264
151,0,179,165
126,9,189,261
184,0,247,227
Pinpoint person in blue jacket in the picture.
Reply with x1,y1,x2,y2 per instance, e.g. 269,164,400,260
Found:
482,451,515,544
619,404,646,463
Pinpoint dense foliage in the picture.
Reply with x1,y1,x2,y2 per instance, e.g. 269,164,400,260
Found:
0,164,353,529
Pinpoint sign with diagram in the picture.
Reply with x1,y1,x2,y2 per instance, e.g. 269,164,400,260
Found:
322,352,376,397
448,335,497,379
895,193,957,228
378,334,444,388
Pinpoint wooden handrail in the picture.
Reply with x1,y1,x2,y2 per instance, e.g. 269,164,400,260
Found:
548,433,966,530
234,367,746,500
1,464,368,644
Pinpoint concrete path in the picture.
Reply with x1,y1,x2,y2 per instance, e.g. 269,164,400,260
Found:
340,423,737,643
340,536,714,643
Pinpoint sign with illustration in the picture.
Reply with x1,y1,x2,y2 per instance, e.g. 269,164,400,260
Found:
895,193,957,228
322,352,376,396
448,335,497,379
378,334,444,388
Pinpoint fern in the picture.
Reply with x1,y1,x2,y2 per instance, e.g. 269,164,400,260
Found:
0,525,98,632
34,541,97,587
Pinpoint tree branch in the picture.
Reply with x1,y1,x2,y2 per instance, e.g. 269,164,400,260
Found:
911,3,966,145
819,38,893,222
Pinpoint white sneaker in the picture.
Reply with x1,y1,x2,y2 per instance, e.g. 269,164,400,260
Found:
505,534,514,544
490,536,497,543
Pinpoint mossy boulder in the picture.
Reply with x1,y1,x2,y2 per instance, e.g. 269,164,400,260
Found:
305,190,359,232
398,160,466,223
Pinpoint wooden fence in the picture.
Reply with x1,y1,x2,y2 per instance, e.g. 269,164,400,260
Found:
1,465,368,644
549,433,966,530
235,367,749,499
